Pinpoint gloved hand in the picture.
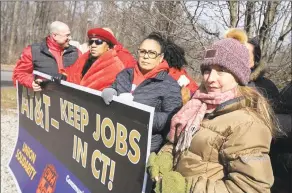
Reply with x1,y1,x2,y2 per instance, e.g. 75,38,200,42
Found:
147,152,173,181
154,171,191,193
101,88,117,105
51,73,67,83
119,93,134,103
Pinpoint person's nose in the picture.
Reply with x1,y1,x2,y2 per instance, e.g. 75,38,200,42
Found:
91,42,97,47
143,52,150,59
68,36,72,41
206,69,218,82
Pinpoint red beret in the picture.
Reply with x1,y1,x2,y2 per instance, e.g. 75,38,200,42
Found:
87,28,118,45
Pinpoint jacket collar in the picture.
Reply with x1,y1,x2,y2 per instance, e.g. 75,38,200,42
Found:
40,37,77,56
206,97,247,119
129,67,168,81
39,39,52,56
155,71,168,80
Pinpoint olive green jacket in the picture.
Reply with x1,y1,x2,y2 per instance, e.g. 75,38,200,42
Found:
161,98,273,193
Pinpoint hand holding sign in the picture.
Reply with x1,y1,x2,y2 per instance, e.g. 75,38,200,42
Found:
101,88,117,105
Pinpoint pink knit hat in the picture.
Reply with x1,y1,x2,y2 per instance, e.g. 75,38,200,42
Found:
201,29,251,85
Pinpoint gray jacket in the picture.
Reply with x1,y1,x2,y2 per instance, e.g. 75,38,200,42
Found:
112,68,182,152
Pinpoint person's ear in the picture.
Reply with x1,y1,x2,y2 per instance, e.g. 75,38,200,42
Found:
159,54,164,63
51,33,57,40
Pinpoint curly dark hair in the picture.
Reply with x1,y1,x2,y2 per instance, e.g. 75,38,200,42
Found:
142,32,187,70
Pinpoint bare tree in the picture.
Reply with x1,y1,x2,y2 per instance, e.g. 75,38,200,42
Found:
244,1,255,37
0,1,290,87
259,1,279,57
227,1,239,27
7,1,21,64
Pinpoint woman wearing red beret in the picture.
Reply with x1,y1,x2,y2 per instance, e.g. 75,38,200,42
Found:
66,28,136,91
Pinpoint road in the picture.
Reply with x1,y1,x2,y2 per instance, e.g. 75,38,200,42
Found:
1,71,13,87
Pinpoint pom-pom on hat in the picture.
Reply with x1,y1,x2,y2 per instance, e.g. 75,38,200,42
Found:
87,28,118,45
201,28,251,85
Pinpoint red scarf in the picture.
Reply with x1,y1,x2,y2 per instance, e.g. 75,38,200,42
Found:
47,36,64,71
132,60,169,91
168,87,237,152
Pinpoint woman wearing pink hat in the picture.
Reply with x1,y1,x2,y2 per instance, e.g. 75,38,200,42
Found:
147,29,282,193
66,27,136,91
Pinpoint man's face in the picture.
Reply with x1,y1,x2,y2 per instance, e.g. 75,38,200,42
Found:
88,38,109,58
52,26,71,49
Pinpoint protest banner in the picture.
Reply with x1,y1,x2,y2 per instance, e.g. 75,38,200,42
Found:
8,71,154,193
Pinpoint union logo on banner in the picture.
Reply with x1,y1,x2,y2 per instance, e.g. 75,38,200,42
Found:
36,164,58,193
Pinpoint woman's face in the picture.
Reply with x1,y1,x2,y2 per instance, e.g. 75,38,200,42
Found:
203,65,238,93
89,38,109,58
137,39,164,73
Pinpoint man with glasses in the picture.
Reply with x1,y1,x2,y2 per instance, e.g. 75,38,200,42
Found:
13,21,81,91
65,27,136,91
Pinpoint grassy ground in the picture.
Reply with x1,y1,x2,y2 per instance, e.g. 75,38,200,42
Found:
1,87,17,110
1,64,14,71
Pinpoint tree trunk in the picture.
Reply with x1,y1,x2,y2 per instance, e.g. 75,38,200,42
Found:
244,1,255,37
23,1,29,46
39,2,47,38
228,1,238,27
70,1,78,29
40,2,52,36
8,1,21,64
259,1,279,59
32,2,41,42
155,1,179,39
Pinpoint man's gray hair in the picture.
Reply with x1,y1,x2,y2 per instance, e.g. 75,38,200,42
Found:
49,21,69,34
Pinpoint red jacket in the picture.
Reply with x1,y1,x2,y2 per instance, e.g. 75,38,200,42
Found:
13,37,81,88
168,67,198,94
66,44,136,91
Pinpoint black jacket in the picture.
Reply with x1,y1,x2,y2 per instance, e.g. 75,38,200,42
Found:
270,82,292,192
276,81,292,114
248,61,279,108
249,76,279,103
112,68,182,152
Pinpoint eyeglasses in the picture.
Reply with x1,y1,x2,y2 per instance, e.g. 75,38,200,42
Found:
56,33,71,38
137,49,162,59
88,39,104,46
